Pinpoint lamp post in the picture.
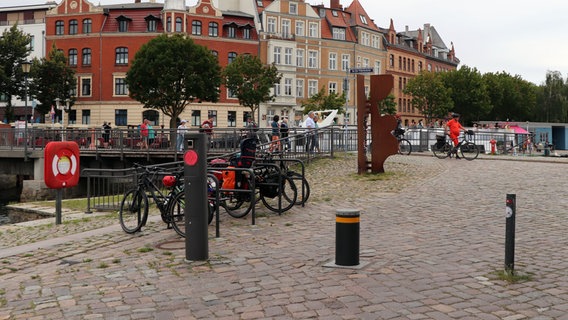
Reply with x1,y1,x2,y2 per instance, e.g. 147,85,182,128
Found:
21,61,31,161
55,98,70,141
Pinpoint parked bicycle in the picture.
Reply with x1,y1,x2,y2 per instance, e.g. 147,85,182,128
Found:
432,130,479,160
118,164,213,237
393,128,412,155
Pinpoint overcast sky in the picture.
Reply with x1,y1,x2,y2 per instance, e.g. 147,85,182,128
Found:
6,0,568,85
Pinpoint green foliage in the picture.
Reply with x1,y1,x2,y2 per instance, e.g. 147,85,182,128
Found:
404,71,453,122
29,44,76,121
0,24,32,122
484,71,537,122
534,71,568,122
222,54,281,123
440,66,491,125
378,94,397,115
300,87,346,114
126,34,221,129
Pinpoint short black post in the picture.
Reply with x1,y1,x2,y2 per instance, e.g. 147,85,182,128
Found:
505,194,516,274
184,133,208,261
335,209,360,266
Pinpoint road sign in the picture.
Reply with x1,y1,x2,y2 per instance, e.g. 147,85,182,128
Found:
349,68,374,74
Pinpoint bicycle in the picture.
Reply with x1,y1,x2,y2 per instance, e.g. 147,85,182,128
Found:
432,130,479,160
118,164,213,237
393,128,412,155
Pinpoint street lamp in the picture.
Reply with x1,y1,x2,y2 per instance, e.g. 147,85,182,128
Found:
55,98,71,141
21,61,31,161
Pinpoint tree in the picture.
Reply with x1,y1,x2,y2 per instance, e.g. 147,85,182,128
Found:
440,65,491,125
29,44,76,123
300,87,346,114
378,93,397,115
404,71,453,123
484,71,537,122
535,71,568,122
126,34,221,129
0,24,32,122
222,54,281,123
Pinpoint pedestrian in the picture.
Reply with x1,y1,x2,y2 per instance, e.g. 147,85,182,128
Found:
304,111,316,152
201,117,214,150
102,121,111,148
147,121,155,148
139,119,149,149
280,117,290,151
269,115,280,152
245,116,258,139
176,119,187,151
312,114,321,152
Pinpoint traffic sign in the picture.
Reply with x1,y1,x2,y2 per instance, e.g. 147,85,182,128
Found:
349,67,374,74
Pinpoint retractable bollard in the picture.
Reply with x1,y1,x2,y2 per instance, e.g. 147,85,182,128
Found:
184,133,208,261
335,209,360,266
505,194,516,274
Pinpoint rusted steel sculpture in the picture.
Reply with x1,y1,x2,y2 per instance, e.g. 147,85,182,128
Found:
357,74,398,174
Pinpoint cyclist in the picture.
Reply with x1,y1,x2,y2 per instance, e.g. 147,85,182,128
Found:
444,113,467,159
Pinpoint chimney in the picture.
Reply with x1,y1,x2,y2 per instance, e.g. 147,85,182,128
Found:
134,0,141,3
331,0,342,10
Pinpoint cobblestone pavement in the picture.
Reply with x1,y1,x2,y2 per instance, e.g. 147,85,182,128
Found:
2,153,568,319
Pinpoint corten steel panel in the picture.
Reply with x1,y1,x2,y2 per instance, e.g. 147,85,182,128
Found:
370,75,397,173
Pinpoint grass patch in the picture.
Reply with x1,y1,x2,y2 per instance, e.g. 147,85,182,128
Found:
137,246,154,253
97,262,109,269
491,269,533,283
350,171,398,181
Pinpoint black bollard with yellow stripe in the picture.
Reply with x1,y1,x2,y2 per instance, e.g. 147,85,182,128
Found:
335,209,360,266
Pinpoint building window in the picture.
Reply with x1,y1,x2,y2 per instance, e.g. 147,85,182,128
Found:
296,79,304,98
83,19,92,34
282,19,290,38
295,21,304,37
81,77,91,97
308,50,318,68
228,52,237,64
175,17,182,32
308,80,318,97
115,109,127,126
116,16,131,32
389,54,394,67
114,77,128,96
332,27,345,40
273,82,281,96
329,82,337,94
225,25,235,38
284,48,292,65
267,17,276,33
68,49,78,66
211,50,218,58
256,0,263,7
296,49,304,67
329,53,337,70
68,110,76,124
284,78,292,96
208,110,217,126
166,17,171,32
418,61,422,72
243,27,251,39
192,20,201,35
115,47,128,65
372,35,380,49
273,46,281,64
55,20,64,35
289,3,297,15
69,19,78,35
29,35,34,50
146,18,157,32
363,58,369,68
361,32,370,46
342,54,350,71
360,14,368,25
375,61,381,74
308,22,318,37
82,109,90,125
209,22,218,37
228,111,236,127
191,110,201,127
82,48,91,66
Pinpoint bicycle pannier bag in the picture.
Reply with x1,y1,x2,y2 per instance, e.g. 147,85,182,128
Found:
222,167,236,190
435,135,445,148
259,174,280,198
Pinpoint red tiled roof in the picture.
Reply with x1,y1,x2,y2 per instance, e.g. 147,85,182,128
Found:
345,0,380,31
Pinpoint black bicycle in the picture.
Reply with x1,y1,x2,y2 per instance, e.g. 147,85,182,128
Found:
118,164,213,237
432,130,479,160
393,128,412,155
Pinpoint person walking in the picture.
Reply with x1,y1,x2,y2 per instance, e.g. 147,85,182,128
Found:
147,121,155,148
304,111,316,152
176,119,187,151
139,119,149,149
201,117,214,150
102,121,111,148
312,114,321,152
269,115,280,152
280,117,290,151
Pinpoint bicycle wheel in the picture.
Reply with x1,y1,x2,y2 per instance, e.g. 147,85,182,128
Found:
287,171,310,205
222,174,255,218
459,142,479,160
260,174,297,213
169,191,186,238
119,189,148,234
432,142,451,159
398,139,412,155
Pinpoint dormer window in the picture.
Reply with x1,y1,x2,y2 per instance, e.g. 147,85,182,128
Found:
144,15,160,32
116,15,132,32
360,14,367,25
257,0,263,7
289,3,297,15
332,10,338,17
